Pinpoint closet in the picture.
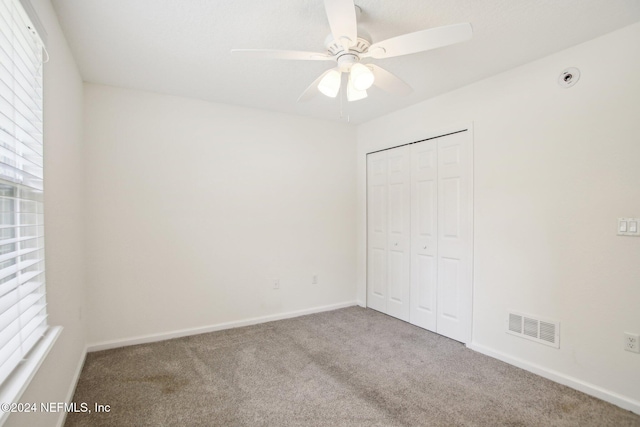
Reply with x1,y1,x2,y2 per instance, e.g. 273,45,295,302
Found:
366,130,472,343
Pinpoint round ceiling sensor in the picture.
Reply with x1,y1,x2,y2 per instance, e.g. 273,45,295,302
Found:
558,67,580,88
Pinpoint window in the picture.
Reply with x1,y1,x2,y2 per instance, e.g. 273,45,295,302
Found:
0,0,60,412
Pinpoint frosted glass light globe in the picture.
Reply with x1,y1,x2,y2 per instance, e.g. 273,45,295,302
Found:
318,69,341,98
350,63,374,91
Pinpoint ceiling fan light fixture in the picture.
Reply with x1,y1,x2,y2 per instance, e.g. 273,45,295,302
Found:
233,1,473,106
350,63,374,91
318,69,342,98
347,78,367,101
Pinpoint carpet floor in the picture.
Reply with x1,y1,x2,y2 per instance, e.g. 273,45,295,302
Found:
65,307,640,426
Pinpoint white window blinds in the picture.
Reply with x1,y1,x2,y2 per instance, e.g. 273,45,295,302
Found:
0,0,48,386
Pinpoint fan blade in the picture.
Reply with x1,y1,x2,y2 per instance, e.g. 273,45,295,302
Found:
369,64,413,96
363,23,472,59
324,0,357,51
231,49,334,61
297,68,339,102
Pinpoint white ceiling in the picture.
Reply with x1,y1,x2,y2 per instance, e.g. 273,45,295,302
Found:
51,0,640,124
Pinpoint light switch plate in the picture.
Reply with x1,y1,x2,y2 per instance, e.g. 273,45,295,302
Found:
618,218,640,236
618,218,628,234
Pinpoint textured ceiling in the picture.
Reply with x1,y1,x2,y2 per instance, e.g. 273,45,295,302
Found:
51,0,640,124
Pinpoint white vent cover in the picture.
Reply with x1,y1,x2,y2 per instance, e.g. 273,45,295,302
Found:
506,311,560,348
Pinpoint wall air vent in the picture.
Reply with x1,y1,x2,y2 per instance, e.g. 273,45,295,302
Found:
506,311,560,348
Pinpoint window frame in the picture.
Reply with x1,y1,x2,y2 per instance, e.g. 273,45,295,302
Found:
0,0,61,421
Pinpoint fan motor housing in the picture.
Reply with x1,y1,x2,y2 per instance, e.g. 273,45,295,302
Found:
337,53,358,71
325,36,371,56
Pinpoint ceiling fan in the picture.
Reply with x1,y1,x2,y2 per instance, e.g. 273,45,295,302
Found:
231,0,472,102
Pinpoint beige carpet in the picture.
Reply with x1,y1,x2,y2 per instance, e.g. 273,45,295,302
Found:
65,307,640,426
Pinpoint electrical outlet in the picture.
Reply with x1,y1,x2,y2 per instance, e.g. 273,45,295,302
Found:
272,278,280,290
624,332,640,353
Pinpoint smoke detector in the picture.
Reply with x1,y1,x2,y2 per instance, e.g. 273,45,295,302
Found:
558,67,580,88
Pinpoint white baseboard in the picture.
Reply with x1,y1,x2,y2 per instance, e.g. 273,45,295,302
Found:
56,345,88,427
467,342,640,416
87,301,358,352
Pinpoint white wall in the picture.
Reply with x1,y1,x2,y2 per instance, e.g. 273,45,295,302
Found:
84,84,357,347
357,22,640,412
5,1,87,426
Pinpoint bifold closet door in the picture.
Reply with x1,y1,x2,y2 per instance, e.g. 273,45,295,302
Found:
435,131,471,342
367,151,387,314
409,140,438,331
366,147,411,321
409,132,471,342
367,131,471,342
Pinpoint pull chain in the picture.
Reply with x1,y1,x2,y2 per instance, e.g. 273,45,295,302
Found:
339,78,350,122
